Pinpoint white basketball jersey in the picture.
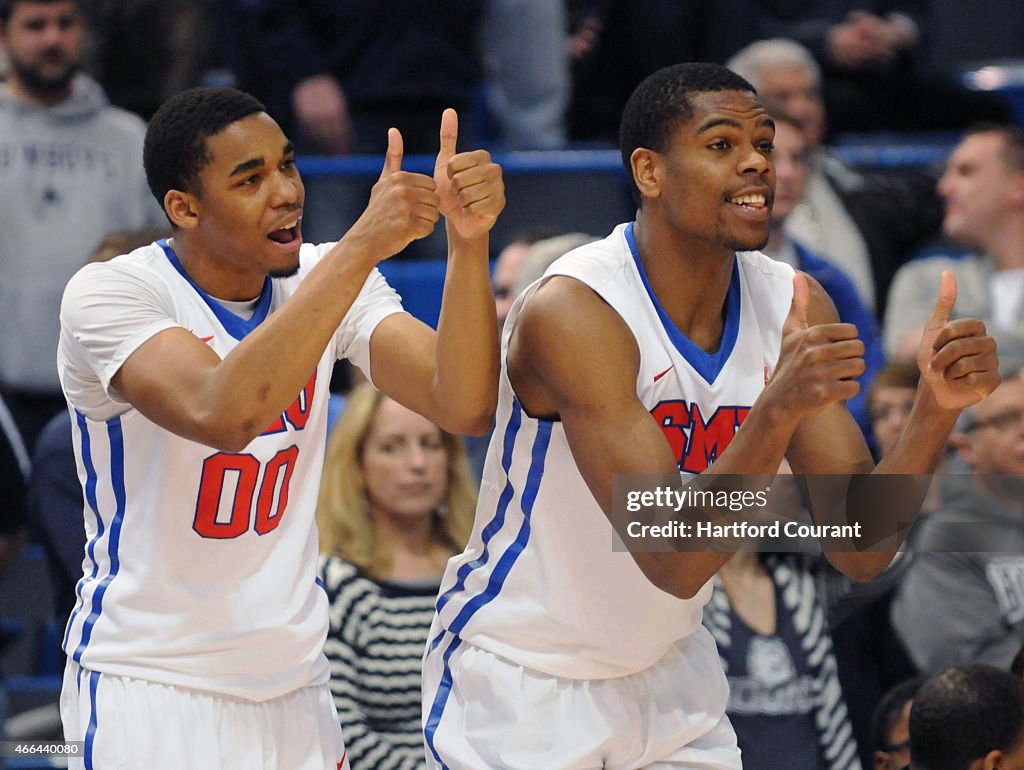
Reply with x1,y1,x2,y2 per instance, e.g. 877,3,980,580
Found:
57,240,403,701
432,222,794,680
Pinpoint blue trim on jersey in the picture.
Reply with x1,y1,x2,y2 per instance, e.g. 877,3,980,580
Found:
423,632,462,770
66,411,104,655
157,239,273,340
315,576,327,592
433,400,524,620
424,418,553,763
624,222,741,385
72,418,127,664
446,418,552,636
85,669,100,770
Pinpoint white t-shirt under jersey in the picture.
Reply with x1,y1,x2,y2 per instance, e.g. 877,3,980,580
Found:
57,239,403,701
432,222,794,683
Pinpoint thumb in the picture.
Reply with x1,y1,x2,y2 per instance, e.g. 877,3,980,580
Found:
783,272,810,336
436,108,458,170
924,270,957,332
379,127,403,179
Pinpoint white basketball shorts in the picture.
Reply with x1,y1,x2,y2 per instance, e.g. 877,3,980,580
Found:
60,660,349,769
422,624,741,770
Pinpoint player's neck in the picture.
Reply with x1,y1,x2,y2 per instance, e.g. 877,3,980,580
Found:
169,234,266,301
633,216,734,353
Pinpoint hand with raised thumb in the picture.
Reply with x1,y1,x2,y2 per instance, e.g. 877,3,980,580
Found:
768,272,865,420
434,108,505,240
917,269,957,382
378,126,404,180
349,126,440,262
917,271,1000,409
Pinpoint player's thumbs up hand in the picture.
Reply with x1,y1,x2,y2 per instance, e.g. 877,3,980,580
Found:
917,271,1000,409
767,272,865,422
350,126,440,262
435,109,458,179
434,108,505,240
434,108,461,220
378,127,404,179
918,271,957,384
921,270,957,345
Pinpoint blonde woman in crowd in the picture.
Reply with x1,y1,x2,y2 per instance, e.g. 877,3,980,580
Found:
317,383,476,770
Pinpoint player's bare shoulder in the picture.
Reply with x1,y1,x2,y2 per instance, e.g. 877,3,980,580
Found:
509,275,640,419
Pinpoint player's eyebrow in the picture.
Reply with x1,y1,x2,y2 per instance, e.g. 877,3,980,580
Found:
229,157,265,177
696,117,741,134
696,116,776,134
230,142,294,177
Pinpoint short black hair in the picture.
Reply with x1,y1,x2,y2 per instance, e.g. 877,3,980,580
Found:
619,62,757,206
910,664,1024,770
0,0,75,24
872,676,923,752
143,87,266,216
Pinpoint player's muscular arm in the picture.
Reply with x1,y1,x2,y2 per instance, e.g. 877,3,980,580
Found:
511,277,804,599
509,277,730,598
885,271,999,468
113,126,442,452
771,274,874,477
780,276,892,579
369,109,503,435
677,272,868,487
788,271,1000,580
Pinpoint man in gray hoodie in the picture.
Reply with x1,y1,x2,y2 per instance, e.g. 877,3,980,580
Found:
892,369,1024,672
0,0,164,447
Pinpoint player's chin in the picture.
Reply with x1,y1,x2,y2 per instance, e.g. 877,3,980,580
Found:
264,238,302,279
268,261,300,280
725,230,769,253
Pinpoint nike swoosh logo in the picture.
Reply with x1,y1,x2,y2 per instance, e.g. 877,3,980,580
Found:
188,329,215,344
653,365,674,382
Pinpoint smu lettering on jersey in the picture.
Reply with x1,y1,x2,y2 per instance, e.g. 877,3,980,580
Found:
430,222,793,681
57,240,403,701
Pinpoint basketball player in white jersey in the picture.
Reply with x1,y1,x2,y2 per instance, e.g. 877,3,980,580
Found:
422,63,999,769
56,87,504,769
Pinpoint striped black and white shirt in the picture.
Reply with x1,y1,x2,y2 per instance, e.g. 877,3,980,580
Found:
320,555,440,770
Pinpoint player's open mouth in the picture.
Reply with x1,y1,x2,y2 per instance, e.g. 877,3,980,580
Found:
267,216,303,246
726,191,771,221
726,193,767,209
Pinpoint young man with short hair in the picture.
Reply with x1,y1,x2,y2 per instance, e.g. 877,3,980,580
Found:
911,664,1024,770
58,86,504,769
423,62,998,770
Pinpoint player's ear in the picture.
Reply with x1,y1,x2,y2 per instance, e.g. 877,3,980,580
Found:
164,189,200,230
980,748,1004,770
631,147,662,202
